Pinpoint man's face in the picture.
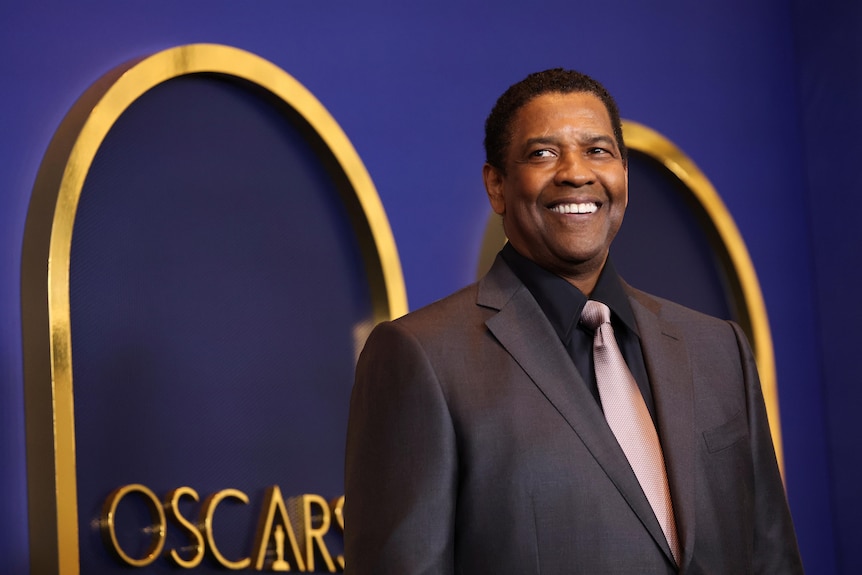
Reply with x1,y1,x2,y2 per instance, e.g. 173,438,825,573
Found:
484,91,628,281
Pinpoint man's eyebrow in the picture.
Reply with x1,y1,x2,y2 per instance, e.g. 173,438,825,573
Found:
522,133,618,149
581,134,618,148
523,136,560,147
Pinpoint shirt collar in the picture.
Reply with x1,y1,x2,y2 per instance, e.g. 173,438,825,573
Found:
500,243,640,342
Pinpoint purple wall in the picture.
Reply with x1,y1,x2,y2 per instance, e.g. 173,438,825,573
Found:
1,1,854,572
792,2,862,573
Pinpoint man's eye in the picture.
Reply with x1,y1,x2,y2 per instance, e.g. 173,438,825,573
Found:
530,149,554,158
588,147,608,155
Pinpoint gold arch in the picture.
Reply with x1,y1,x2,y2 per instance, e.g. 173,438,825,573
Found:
21,43,407,574
476,120,783,475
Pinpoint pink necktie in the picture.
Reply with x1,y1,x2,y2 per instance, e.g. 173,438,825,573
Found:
581,300,680,564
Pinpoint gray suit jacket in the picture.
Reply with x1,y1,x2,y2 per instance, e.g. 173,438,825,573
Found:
344,255,803,574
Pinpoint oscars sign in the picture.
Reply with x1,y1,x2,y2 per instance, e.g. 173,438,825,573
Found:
100,484,344,571
22,44,407,574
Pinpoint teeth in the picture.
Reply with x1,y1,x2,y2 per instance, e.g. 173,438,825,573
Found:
550,202,597,214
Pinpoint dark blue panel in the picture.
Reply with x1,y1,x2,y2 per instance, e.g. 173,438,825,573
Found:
69,74,366,572
612,151,731,321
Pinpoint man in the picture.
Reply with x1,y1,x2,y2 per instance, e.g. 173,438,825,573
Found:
344,69,803,574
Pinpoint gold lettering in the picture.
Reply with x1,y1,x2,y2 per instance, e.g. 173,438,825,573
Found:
252,485,306,571
330,496,345,570
164,487,205,568
293,494,336,572
100,484,166,567
200,488,251,570
100,485,345,570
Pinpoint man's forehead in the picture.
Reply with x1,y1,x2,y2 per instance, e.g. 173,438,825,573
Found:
512,92,614,135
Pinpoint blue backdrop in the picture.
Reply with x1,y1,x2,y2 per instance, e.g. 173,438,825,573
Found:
2,1,859,573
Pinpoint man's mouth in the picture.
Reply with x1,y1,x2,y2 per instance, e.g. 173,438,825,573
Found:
549,202,598,215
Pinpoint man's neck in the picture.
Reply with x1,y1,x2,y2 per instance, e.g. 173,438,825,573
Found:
554,255,609,298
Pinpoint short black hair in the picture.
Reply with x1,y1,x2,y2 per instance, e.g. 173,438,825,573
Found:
484,68,627,172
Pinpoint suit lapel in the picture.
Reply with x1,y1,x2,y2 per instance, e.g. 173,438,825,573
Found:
478,257,677,563
628,287,697,570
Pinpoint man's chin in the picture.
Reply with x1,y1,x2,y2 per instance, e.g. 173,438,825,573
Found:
539,250,608,277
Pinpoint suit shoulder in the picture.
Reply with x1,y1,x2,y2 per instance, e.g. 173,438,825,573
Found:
357,282,491,383
394,282,482,328
365,282,485,347
626,285,730,327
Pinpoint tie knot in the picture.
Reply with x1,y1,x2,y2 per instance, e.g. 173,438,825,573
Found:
580,300,611,330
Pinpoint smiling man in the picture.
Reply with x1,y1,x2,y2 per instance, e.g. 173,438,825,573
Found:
345,69,803,574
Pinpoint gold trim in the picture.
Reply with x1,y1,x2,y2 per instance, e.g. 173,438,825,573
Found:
475,121,783,475
622,121,783,473
22,43,407,574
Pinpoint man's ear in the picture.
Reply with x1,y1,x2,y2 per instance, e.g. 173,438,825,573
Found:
622,162,629,209
483,163,506,215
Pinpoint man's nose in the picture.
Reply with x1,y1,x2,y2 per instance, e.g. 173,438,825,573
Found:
554,152,595,187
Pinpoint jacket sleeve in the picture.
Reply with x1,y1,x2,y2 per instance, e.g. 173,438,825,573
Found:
344,320,457,575
731,322,805,574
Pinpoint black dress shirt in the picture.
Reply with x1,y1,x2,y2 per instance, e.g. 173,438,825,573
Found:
500,243,658,424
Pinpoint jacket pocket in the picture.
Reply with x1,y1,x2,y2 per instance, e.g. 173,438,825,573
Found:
703,410,748,453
